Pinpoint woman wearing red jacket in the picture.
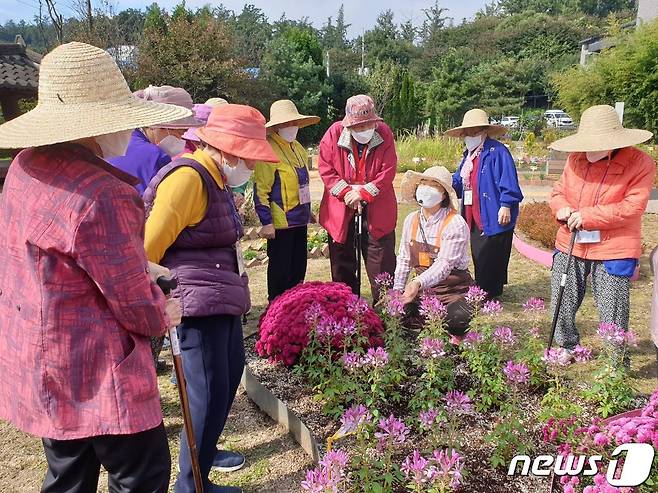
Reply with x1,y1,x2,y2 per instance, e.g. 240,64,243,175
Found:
318,95,398,301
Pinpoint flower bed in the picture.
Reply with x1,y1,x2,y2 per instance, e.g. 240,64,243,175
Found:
250,279,649,493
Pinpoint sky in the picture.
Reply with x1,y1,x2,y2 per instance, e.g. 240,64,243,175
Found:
3,0,490,37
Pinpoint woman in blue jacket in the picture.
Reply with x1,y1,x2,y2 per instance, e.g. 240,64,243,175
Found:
447,109,523,298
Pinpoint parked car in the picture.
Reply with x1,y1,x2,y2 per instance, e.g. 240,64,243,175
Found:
544,110,574,128
500,116,520,128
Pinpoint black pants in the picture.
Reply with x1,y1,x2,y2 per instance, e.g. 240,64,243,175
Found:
41,422,170,493
470,223,513,298
328,209,396,304
266,225,308,301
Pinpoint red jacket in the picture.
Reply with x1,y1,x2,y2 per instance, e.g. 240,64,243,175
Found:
0,144,169,439
318,121,398,243
550,147,656,260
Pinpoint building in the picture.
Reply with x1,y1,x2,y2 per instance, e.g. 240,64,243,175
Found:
0,35,40,122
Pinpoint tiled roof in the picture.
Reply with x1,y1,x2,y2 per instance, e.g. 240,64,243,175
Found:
0,44,41,93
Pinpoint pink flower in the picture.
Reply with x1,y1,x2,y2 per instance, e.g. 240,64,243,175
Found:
523,297,546,312
432,449,464,489
419,338,446,359
529,326,542,338
320,449,349,480
363,347,389,367
339,404,372,434
375,272,393,288
597,322,627,345
503,360,530,385
465,285,487,305
419,408,440,429
482,300,503,315
385,289,406,317
301,466,333,492
462,331,482,348
401,450,429,486
543,348,569,367
572,345,593,363
375,415,410,449
419,294,447,322
445,391,473,414
346,295,369,318
493,326,516,345
624,329,638,347
594,432,610,447
342,352,362,371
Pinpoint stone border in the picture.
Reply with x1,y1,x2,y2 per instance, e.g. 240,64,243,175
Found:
240,366,322,463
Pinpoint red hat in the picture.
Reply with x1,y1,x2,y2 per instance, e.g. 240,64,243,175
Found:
342,94,383,128
196,104,278,162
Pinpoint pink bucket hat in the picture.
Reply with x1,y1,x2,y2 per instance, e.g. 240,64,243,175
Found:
182,103,212,142
133,85,203,129
196,104,278,162
342,94,383,128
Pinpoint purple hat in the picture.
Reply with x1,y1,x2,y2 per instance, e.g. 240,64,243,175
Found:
342,94,383,128
182,103,213,142
133,85,203,129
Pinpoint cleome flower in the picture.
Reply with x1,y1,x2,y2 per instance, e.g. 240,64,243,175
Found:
419,337,446,359
503,360,530,385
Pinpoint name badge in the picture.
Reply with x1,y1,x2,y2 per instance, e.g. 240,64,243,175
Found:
464,190,473,206
418,251,434,267
235,241,246,276
576,230,601,244
299,184,311,205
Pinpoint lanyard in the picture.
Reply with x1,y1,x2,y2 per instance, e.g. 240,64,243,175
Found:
351,142,368,184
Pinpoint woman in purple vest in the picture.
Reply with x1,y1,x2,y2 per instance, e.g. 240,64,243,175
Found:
143,104,278,493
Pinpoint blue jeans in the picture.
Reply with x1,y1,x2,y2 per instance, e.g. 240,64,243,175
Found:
174,315,245,493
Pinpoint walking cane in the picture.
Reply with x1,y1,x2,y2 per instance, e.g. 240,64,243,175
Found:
547,229,578,350
156,277,204,493
354,204,363,298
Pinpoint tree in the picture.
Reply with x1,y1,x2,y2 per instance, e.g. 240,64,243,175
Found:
421,1,450,45
469,57,530,117
364,10,416,66
232,4,272,67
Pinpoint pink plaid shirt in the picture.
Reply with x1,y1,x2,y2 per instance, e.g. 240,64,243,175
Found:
0,144,168,439
394,207,470,290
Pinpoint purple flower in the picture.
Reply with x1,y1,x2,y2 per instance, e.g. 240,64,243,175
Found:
529,326,542,339
493,326,516,345
432,449,464,489
419,408,440,429
523,297,546,312
363,347,389,367
375,272,393,288
542,348,569,367
315,315,339,341
385,289,406,317
346,295,369,318
465,285,487,305
305,302,326,326
419,337,446,359
444,391,473,415
625,329,638,347
419,294,447,322
572,345,593,363
462,331,482,348
336,317,357,337
503,360,530,385
482,300,503,315
342,352,362,371
320,449,349,480
339,404,372,434
375,414,410,449
301,466,333,492
401,450,429,486
597,322,627,345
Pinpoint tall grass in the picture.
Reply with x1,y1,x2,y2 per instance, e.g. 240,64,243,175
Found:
395,134,464,173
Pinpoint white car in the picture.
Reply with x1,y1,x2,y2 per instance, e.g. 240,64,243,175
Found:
500,116,519,128
544,110,574,128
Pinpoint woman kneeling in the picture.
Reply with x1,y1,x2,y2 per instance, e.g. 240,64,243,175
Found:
394,166,474,335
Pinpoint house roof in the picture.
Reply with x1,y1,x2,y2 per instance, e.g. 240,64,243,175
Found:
0,39,41,94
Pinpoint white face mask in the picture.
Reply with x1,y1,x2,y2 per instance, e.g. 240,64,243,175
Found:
95,129,133,159
158,135,186,157
586,150,610,163
277,126,299,143
416,184,444,209
223,158,253,188
464,134,484,152
351,128,375,145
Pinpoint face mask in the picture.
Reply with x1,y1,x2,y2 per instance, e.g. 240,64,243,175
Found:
223,158,253,188
416,184,444,209
158,135,186,157
95,129,133,159
351,128,375,145
277,126,299,143
464,134,484,152
586,150,610,163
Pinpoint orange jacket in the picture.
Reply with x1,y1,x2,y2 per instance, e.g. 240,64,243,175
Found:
550,146,656,260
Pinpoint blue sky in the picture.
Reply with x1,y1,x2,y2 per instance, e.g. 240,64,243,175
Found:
4,0,490,37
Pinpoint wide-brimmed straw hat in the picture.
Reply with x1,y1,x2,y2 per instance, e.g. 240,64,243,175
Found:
400,166,460,211
182,104,212,142
266,100,320,130
205,97,228,107
444,109,506,138
549,105,653,152
342,95,383,128
197,104,278,162
0,42,192,149
134,85,203,129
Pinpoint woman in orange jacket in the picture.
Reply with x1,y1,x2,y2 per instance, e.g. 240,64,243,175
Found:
549,105,655,365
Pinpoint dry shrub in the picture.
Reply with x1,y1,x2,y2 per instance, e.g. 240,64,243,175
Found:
516,202,559,250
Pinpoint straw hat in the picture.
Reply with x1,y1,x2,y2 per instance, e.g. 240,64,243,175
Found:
549,105,653,153
133,85,203,129
266,100,320,130
400,166,460,211
197,104,278,162
444,109,506,138
0,42,191,149
205,97,228,107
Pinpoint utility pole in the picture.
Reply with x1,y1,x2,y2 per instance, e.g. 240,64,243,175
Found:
86,0,93,33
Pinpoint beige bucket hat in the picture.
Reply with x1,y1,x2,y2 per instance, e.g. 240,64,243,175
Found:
549,105,652,153
400,166,460,211
205,97,228,107
0,42,191,149
266,100,320,130
444,108,506,138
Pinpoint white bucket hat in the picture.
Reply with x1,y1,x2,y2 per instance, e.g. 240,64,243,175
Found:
549,105,652,152
0,42,192,149
444,108,506,138
400,166,460,211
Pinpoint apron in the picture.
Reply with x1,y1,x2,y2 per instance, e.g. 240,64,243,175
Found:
408,210,473,305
